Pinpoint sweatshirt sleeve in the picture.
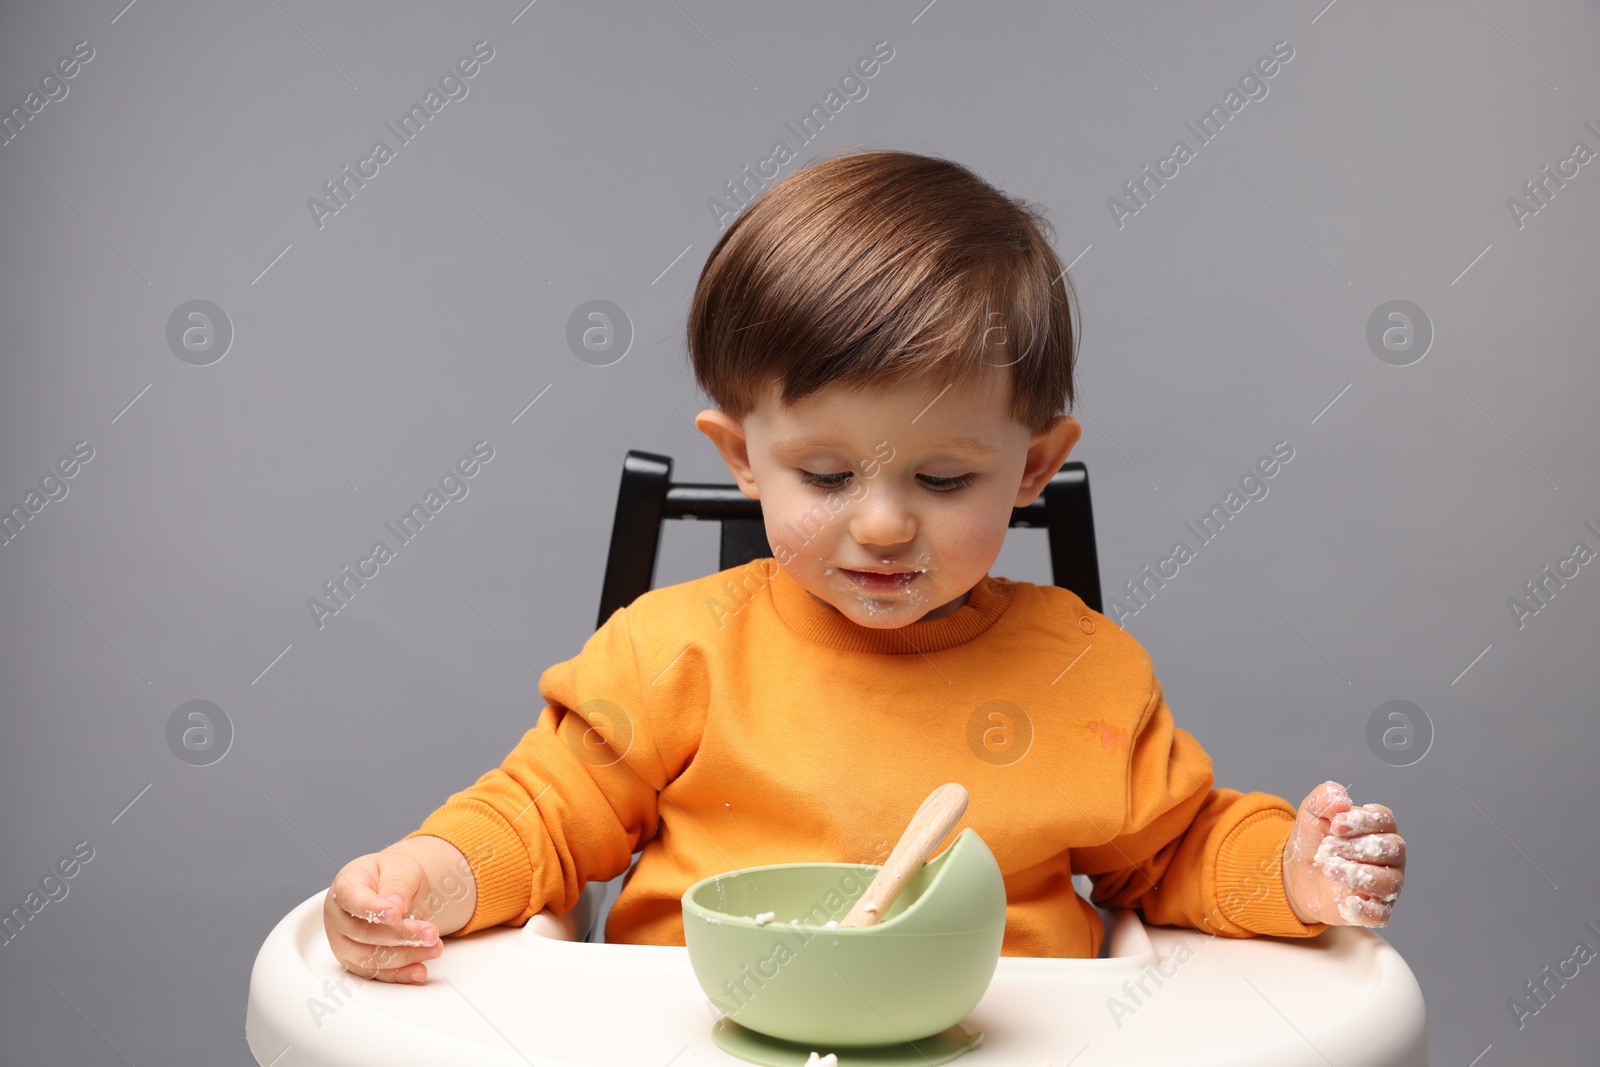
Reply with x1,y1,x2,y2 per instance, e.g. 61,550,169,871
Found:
1068,672,1329,940
404,606,672,935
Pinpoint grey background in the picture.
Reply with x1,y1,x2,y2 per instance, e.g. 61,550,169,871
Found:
2,0,1597,1064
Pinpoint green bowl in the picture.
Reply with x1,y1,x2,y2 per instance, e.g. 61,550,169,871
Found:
681,827,1007,1047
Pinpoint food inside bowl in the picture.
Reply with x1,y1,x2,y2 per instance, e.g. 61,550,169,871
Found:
680,827,1007,1048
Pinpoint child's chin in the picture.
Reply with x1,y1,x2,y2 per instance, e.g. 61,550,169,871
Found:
806,580,937,627
846,610,914,629
831,596,929,628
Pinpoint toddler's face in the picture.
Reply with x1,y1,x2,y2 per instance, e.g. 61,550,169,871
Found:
696,372,1080,628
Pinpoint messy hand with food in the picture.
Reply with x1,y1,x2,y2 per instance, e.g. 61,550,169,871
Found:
322,835,478,984
1281,781,1406,927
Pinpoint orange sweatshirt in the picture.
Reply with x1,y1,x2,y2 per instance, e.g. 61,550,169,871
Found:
407,558,1327,957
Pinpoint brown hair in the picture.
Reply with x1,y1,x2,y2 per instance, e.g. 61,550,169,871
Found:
686,147,1079,435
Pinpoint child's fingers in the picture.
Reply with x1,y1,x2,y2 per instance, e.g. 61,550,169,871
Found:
1314,851,1404,900
326,877,439,945
323,852,443,985
374,855,435,922
1303,781,1353,822
1319,832,1404,867
1330,804,1397,837
332,857,433,925
331,931,442,983
326,893,439,947
364,964,428,985
1288,781,1351,867
330,867,403,924
352,913,439,947
1336,893,1394,927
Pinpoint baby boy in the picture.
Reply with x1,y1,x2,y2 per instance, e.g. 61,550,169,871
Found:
323,147,1405,983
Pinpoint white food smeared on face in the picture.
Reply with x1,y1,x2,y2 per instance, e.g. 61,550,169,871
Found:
820,550,939,621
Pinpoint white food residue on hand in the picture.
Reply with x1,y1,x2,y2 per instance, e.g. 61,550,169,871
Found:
1337,895,1382,924
1330,833,1400,862
804,1054,838,1066
1333,808,1385,835
754,911,776,925
1316,849,1379,890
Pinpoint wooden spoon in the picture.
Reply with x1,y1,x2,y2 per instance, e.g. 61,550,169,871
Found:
839,783,969,928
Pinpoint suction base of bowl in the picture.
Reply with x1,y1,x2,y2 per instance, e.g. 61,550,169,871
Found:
710,1016,983,1065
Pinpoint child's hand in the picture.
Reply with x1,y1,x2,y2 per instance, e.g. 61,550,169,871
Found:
323,851,443,984
1281,781,1406,928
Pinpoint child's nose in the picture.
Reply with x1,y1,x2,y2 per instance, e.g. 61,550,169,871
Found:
848,492,918,547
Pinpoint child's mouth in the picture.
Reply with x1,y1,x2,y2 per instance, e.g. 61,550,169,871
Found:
840,568,919,592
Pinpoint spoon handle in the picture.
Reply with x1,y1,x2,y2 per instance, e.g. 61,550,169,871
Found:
840,783,969,928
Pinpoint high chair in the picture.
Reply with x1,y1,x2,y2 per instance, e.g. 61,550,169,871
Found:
247,450,1428,1065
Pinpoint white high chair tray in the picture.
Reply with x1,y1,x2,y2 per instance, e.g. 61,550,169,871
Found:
247,891,1427,1066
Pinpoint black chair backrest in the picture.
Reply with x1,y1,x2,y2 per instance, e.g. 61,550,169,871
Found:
597,450,1102,630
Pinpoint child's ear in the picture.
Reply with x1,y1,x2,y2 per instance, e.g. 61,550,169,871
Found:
694,409,761,499
1015,415,1082,506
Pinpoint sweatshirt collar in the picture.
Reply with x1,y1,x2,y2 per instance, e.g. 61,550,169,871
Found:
765,559,1015,654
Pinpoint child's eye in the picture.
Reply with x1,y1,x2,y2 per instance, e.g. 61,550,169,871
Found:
796,470,975,492
797,470,852,490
